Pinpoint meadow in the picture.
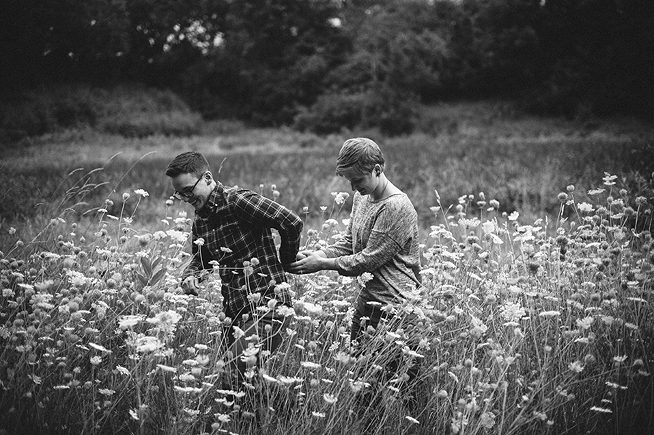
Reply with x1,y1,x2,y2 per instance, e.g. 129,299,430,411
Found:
1,104,653,434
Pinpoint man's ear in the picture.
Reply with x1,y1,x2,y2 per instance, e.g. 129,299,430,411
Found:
205,171,213,183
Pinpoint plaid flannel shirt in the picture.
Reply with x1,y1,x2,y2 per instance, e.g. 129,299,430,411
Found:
182,183,302,319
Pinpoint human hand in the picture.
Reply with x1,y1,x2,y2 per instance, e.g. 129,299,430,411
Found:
288,252,326,275
295,250,313,260
181,276,199,296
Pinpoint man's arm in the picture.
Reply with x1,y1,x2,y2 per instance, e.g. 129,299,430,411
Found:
232,190,303,265
289,199,414,276
289,230,403,276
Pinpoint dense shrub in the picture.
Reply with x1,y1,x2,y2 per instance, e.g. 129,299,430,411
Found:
0,88,97,141
98,111,202,138
294,87,416,136
0,85,202,142
293,92,364,134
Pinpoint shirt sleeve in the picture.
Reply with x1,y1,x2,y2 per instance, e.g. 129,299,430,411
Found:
231,190,303,264
335,200,414,276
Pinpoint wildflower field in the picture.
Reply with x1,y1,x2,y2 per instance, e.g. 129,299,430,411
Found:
1,117,654,434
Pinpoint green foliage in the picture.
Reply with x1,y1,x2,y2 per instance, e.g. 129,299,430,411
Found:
294,91,365,134
177,0,348,125
294,86,416,136
0,0,132,85
136,255,167,289
332,2,449,96
0,87,97,141
0,85,202,141
448,0,542,95
99,111,201,138
3,0,653,130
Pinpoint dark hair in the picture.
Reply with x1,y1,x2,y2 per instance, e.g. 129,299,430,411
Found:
165,152,210,177
335,137,384,176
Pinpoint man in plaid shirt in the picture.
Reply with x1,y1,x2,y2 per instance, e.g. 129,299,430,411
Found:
165,151,302,383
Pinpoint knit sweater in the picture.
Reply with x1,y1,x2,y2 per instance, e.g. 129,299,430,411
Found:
322,191,421,304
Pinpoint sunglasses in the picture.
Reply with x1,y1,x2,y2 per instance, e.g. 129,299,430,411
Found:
173,172,206,200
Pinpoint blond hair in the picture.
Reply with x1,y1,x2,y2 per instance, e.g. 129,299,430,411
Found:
335,137,385,175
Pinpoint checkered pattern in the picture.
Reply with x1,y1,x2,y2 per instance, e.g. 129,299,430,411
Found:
182,183,302,319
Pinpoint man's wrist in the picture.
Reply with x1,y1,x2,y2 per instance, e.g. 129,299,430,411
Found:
320,257,339,271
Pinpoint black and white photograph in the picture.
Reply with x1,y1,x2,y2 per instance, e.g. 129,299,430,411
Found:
1,0,653,433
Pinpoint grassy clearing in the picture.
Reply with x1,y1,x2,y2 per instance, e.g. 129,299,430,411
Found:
2,104,653,231
0,104,653,434
0,167,652,434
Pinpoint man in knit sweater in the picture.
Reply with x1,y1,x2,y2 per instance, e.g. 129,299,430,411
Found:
288,137,422,342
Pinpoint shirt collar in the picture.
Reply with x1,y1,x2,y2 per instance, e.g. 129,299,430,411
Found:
196,182,225,219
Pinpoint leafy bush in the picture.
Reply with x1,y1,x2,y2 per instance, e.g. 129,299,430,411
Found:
294,87,416,136
293,92,364,134
361,87,417,136
99,111,201,138
0,87,97,141
0,85,202,141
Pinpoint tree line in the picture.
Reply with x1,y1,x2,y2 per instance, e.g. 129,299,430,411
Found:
2,0,652,134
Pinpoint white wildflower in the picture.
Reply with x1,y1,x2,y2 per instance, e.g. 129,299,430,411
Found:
577,202,594,213
590,406,613,413
323,393,338,404
118,315,145,330
300,361,321,370
576,316,594,330
500,301,526,323
357,272,374,287
569,360,584,373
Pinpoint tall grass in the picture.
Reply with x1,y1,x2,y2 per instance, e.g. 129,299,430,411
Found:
0,168,652,434
1,104,652,433
2,121,652,230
